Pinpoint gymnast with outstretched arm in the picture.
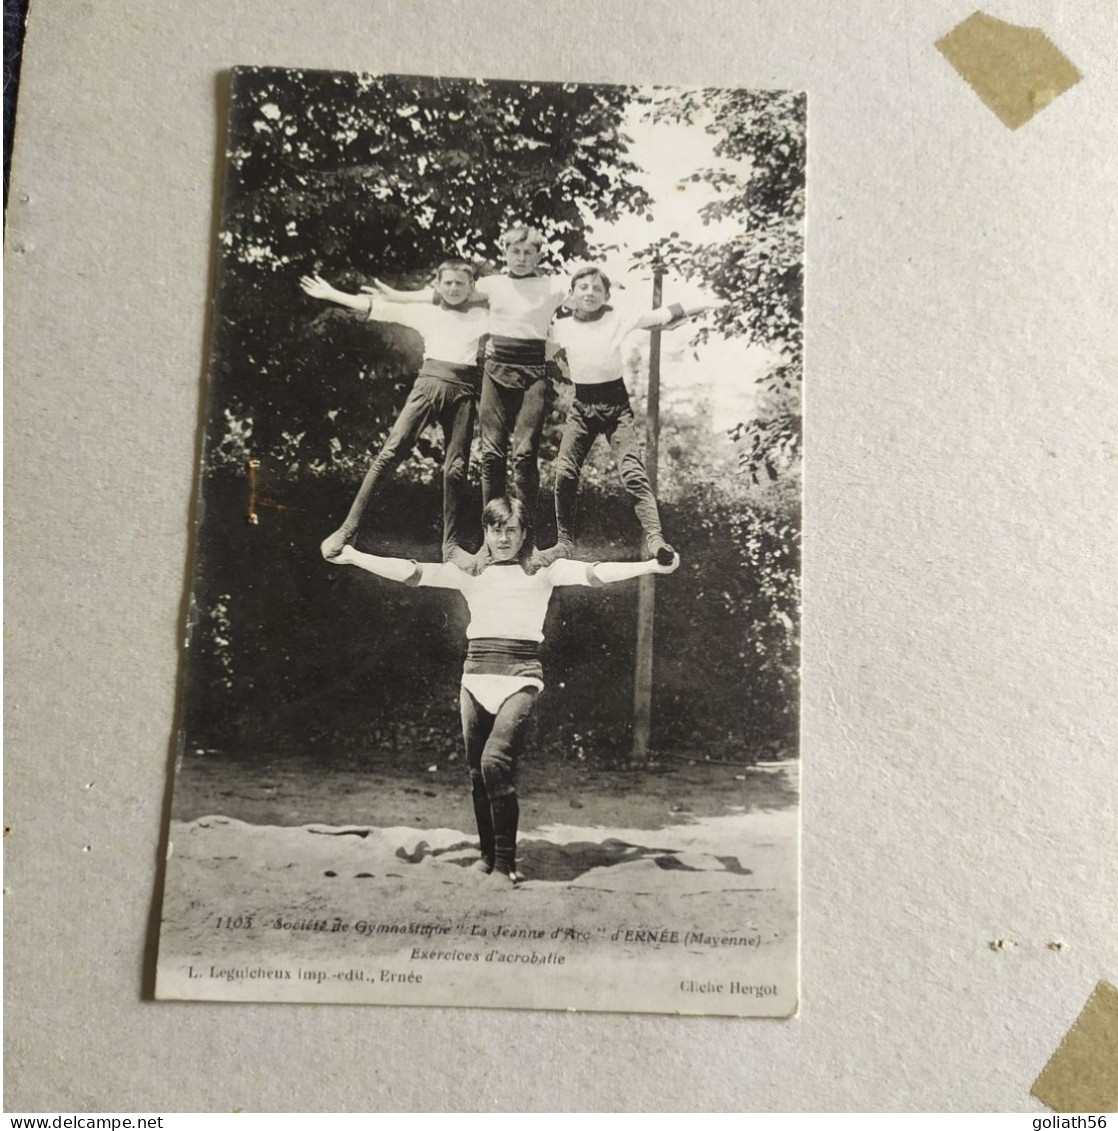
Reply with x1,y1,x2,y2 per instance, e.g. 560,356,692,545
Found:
322,496,679,885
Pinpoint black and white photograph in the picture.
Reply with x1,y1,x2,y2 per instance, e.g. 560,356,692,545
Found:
155,66,805,1015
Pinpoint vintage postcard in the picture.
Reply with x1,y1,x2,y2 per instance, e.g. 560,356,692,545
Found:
155,66,803,1015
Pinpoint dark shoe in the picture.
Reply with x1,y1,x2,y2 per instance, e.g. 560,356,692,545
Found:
531,540,574,569
445,545,491,576
645,534,676,566
488,869,519,887
321,525,354,560
443,544,477,571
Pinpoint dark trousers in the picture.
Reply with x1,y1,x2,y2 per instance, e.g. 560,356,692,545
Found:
341,376,476,554
460,685,538,874
554,394,663,547
478,373,548,527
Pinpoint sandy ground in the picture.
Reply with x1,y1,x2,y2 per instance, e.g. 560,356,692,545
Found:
157,758,799,1016
170,748,797,829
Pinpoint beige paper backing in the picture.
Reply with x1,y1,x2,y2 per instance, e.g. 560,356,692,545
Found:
5,0,1117,1113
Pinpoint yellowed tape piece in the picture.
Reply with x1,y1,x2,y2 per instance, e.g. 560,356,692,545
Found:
935,11,1082,130
1031,981,1118,1113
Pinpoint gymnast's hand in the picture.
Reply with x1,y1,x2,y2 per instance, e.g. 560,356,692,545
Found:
321,529,353,562
359,278,392,297
299,274,336,301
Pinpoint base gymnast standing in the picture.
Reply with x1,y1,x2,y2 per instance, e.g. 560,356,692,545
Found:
323,496,678,884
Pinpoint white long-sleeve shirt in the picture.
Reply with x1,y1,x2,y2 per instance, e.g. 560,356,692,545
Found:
413,559,597,641
473,274,567,341
367,298,488,366
548,305,681,386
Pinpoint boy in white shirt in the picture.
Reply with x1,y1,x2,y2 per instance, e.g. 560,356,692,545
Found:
300,260,487,564
472,227,567,524
323,496,679,883
546,266,714,564
371,226,567,541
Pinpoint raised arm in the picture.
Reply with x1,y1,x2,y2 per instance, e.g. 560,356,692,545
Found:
359,278,435,304
299,274,374,314
633,301,724,332
323,541,419,583
589,554,680,584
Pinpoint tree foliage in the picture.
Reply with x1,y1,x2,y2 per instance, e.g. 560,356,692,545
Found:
631,87,805,483
210,68,652,474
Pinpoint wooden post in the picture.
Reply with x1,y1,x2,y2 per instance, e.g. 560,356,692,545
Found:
631,265,664,760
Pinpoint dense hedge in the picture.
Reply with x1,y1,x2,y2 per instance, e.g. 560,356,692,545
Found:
181,470,798,769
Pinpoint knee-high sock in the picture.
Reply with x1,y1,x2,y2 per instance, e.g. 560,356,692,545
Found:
490,793,520,876
471,778,495,866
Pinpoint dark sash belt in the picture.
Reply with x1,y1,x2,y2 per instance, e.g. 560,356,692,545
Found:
464,637,544,680
574,378,630,406
486,336,547,365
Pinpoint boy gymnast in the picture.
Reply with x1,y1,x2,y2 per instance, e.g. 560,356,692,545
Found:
369,225,567,543
544,265,717,564
300,260,487,565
